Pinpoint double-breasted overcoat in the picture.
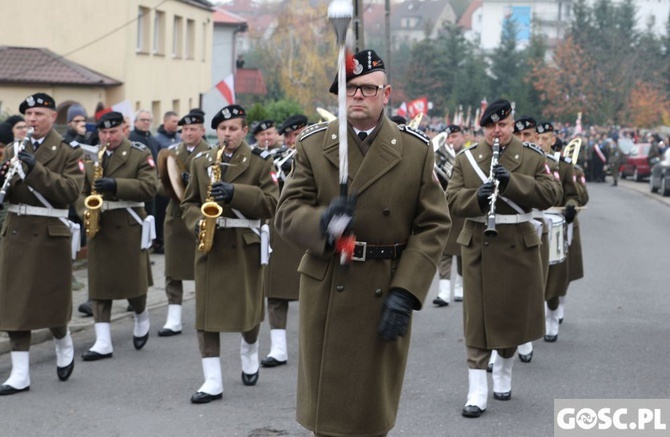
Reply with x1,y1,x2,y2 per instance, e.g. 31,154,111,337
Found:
77,139,157,300
275,117,450,436
182,141,278,333
0,129,84,330
446,137,561,350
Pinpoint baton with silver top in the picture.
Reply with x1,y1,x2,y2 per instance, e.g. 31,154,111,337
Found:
0,127,35,204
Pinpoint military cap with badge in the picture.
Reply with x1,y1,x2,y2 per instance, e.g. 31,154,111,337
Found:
211,104,246,129
179,110,205,126
514,115,537,134
278,115,308,135
536,121,554,134
253,120,275,136
19,92,56,114
329,49,386,94
445,124,462,136
96,111,125,130
479,99,513,127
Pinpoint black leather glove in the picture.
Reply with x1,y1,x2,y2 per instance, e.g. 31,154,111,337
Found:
17,150,36,174
493,164,510,190
564,204,576,224
320,195,356,245
94,177,117,193
477,182,495,213
281,157,293,174
210,181,234,203
378,288,419,341
181,172,190,187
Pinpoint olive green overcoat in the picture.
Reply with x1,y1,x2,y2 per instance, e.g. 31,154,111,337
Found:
275,117,450,436
182,141,278,332
159,140,211,280
0,129,84,330
77,139,157,300
446,137,561,349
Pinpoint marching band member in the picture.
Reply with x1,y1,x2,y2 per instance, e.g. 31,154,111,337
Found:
537,122,580,341
0,93,84,395
434,124,466,307
261,114,308,368
447,100,561,418
157,111,211,337
182,104,278,403
79,111,158,362
252,120,280,150
275,49,450,436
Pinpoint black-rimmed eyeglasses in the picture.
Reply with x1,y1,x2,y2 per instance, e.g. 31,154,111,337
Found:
345,84,386,97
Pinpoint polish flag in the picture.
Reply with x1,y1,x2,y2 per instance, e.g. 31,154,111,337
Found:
406,97,428,118
215,74,235,105
397,102,408,118
94,100,133,122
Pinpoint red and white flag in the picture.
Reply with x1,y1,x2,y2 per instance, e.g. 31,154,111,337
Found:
397,102,408,118
406,97,428,119
215,74,235,105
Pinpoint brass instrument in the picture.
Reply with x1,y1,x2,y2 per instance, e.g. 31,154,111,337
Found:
0,127,35,203
563,137,582,165
197,141,227,253
273,147,297,182
408,112,424,129
432,132,456,187
316,107,337,122
484,138,501,237
83,143,108,239
157,148,187,202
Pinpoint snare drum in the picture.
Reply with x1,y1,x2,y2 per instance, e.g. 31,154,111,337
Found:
546,212,567,265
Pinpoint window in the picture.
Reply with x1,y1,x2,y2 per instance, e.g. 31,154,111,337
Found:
137,6,151,53
186,19,195,60
152,101,161,127
153,10,165,55
202,22,207,61
172,99,180,114
173,16,183,58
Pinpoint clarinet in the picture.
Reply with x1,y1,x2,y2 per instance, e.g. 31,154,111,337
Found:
484,137,501,237
0,127,35,204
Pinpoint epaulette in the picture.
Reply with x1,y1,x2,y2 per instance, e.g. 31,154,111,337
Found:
130,141,148,151
168,143,179,151
523,142,544,155
298,122,328,142
66,140,81,149
398,125,430,145
561,156,573,165
251,148,272,160
545,153,559,162
194,150,210,160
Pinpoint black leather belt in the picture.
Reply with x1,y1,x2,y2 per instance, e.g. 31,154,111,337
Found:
352,242,407,262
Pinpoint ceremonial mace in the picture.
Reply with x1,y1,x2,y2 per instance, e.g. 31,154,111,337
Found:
328,0,355,265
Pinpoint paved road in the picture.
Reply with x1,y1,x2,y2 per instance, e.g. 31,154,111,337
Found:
1,180,669,436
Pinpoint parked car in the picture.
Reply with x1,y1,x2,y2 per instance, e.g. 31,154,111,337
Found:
649,149,670,196
620,143,652,181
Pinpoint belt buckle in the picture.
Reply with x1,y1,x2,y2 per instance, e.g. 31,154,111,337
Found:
18,204,28,215
352,241,367,262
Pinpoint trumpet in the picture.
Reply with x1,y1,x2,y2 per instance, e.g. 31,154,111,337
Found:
273,147,297,182
197,140,227,253
83,143,108,239
484,138,501,237
432,132,455,187
0,127,35,204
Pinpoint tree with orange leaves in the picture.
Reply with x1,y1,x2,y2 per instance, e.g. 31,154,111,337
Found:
626,81,670,128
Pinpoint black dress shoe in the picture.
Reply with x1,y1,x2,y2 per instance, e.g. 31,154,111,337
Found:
190,391,223,404
454,296,463,302
518,351,533,363
133,333,149,350
0,384,30,396
544,334,558,343
158,328,182,337
57,358,75,381
559,318,564,324
432,297,449,307
82,350,113,361
261,356,287,368
241,371,259,386
494,391,512,401
78,301,93,317
486,362,493,373
462,405,485,418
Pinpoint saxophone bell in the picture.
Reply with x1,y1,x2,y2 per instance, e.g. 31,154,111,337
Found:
197,140,227,253
84,143,109,239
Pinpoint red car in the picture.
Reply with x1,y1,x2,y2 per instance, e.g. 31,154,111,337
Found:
620,143,652,181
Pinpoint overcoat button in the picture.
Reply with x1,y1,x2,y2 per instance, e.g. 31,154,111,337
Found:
336,285,344,292
383,209,390,216
375,289,383,297
12,230,17,235
484,241,489,246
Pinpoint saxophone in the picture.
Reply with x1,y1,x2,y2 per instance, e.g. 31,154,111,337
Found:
197,140,227,253
83,143,108,238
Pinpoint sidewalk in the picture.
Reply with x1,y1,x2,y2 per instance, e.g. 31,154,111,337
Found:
617,178,670,208
0,252,194,355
